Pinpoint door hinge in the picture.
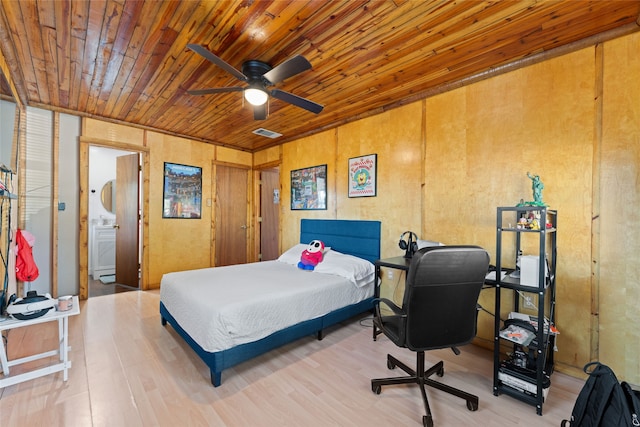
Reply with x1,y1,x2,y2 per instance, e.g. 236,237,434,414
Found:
258,217,262,222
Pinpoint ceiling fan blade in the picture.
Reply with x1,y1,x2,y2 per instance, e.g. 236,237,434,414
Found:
187,44,247,82
270,89,323,114
253,103,267,120
263,55,312,85
187,87,244,96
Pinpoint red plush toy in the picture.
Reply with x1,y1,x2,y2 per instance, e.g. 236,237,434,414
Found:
297,240,325,270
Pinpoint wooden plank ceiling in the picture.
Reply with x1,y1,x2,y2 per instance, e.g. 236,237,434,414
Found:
1,1,639,152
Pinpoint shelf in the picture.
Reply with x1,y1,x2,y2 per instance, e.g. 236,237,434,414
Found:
495,382,549,409
496,275,552,291
500,227,556,233
499,329,554,351
0,189,16,199
497,206,557,213
493,206,557,416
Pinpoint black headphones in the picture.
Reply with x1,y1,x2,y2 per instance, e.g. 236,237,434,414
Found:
399,231,419,258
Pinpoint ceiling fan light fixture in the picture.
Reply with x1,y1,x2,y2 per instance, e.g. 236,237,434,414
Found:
186,46,322,119
244,87,268,106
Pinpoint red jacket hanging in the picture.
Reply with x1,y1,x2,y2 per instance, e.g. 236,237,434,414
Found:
15,228,39,282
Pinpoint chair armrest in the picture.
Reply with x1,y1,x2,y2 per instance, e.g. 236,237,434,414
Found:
373,297,407,345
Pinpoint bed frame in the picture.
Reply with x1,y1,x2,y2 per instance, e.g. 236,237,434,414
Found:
160,218,381,386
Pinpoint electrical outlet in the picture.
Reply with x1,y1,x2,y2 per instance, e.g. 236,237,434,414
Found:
522,294,536,309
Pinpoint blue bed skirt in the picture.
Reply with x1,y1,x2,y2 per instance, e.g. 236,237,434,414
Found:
160,298,374,386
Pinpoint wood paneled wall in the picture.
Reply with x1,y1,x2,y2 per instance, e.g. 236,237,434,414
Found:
269,32,640,382
253,145,280,167
278,103,424,257
599,33,640,383
81,119,252,289
337,103,424,256
280,130,338,248
424,48,595,374
146,132,215,285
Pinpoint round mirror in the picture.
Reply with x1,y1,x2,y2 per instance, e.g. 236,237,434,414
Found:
100,179,116,213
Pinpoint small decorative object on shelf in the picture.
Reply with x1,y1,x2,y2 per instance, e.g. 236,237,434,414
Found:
517,172,546,207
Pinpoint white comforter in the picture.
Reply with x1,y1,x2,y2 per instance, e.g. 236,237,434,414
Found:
160,260,373,352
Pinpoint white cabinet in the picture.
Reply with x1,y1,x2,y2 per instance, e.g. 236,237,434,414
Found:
91,225,116,280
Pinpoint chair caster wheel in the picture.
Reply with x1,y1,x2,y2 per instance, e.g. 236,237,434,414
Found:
466,400,478,411
372,385,381,395
423,415,434,427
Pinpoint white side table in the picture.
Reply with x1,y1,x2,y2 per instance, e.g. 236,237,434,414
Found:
0,296,80,388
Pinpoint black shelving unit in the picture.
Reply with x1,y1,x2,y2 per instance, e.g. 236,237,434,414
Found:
492,206,557,415
0,167,16,314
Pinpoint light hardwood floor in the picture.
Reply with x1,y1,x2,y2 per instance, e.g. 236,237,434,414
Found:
0,290,583,426
89,277,138,297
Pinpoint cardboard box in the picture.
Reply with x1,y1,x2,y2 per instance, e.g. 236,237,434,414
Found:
520,255,547,287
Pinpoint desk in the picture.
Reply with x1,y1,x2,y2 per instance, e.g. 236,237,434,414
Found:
373,256,411,340
0,296,80,388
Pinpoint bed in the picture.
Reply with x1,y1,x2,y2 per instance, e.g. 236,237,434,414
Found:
159,219,381,386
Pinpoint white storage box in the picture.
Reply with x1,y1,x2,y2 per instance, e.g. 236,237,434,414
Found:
520,255,548,287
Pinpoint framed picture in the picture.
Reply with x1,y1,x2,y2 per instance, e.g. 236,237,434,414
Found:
162,162,202,219
290,164,327,210
348,154,377,197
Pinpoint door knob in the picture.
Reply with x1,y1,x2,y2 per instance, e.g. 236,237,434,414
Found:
240,225,247,229
113,224,120,229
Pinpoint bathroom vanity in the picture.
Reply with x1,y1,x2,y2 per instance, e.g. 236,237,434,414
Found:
91,224,116,280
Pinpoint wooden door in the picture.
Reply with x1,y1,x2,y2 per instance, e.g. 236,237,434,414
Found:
260,168,280,261
115,153,140,288
215,164,249,266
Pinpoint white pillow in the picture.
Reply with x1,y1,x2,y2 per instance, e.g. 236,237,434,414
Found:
314,249,374,286
277,244,307,265
277,243,331,266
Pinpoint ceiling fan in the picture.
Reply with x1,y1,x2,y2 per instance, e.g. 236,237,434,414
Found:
186,44,324,120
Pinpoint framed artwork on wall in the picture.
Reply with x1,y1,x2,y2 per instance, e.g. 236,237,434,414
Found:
348,154,377,198
290,164,327,210
162,162,202,219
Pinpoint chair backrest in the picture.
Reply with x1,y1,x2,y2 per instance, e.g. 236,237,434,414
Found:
402,245,490,351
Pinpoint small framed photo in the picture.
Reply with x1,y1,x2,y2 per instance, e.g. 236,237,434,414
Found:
162,162,202,219
348,154,377,197
290,164,327,210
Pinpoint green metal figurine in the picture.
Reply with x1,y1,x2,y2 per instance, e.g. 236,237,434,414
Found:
517,172,546,206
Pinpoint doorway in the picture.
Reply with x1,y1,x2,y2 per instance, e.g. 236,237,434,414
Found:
213,163,251,266
87,147,140,297
79,139,149,300
259,167,280,261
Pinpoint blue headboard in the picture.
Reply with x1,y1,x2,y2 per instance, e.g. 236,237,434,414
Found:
300,219,381,264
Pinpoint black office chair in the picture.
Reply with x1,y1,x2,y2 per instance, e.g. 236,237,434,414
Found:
371,245,490,427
